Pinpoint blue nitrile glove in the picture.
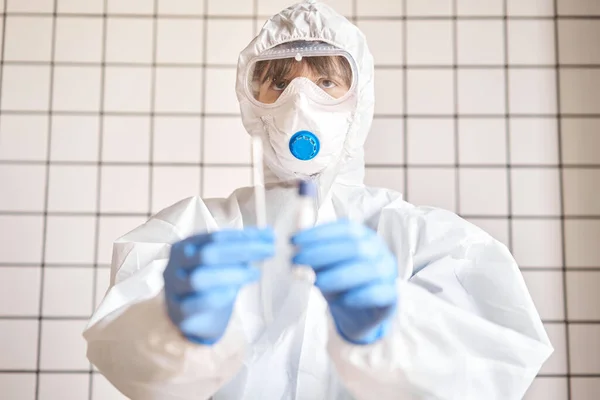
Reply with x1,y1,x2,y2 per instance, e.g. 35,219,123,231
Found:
292,220,398,345
163,228,275,345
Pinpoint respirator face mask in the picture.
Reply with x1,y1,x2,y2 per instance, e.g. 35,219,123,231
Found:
245,41,358,177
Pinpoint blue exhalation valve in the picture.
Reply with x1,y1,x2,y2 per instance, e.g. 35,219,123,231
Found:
289,131,320,161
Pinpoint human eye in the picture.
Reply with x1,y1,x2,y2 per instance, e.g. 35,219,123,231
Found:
319,79,337,89
271,80,288,91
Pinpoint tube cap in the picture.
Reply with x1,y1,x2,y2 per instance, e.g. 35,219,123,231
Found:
298,180,317,198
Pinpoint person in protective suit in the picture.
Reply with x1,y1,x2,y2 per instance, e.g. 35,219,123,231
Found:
84,1,553,399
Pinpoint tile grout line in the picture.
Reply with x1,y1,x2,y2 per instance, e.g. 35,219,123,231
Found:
3,109,600,118
199,0,209,197
452,0,460,215
3,59,600,68
1,211,600,219
502,0,514,254
87,0,108,397
5,315,600,323
2,161,600,169
0,0,6,113
2,264,600,271
402,0,408,200
33,0,58,398
148,0,158,218
3,12,600,20
554,0,572,397
252,0,258,36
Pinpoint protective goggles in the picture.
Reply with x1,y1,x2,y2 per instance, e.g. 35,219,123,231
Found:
245,41,358,106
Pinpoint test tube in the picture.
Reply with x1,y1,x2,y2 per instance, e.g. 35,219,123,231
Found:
251,136,272,324
292,180,317,283
251,136,266,228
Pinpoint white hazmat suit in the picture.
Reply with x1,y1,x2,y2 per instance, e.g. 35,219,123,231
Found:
84,1,553,399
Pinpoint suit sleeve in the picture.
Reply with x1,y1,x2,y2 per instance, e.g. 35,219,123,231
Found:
83,197,247,400
327,204,553,400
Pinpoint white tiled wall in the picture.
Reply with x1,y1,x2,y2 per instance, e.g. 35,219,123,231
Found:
0,0,598,399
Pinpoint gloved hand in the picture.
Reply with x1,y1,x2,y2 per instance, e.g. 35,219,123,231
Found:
292,220,398,345
163,228,275,345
